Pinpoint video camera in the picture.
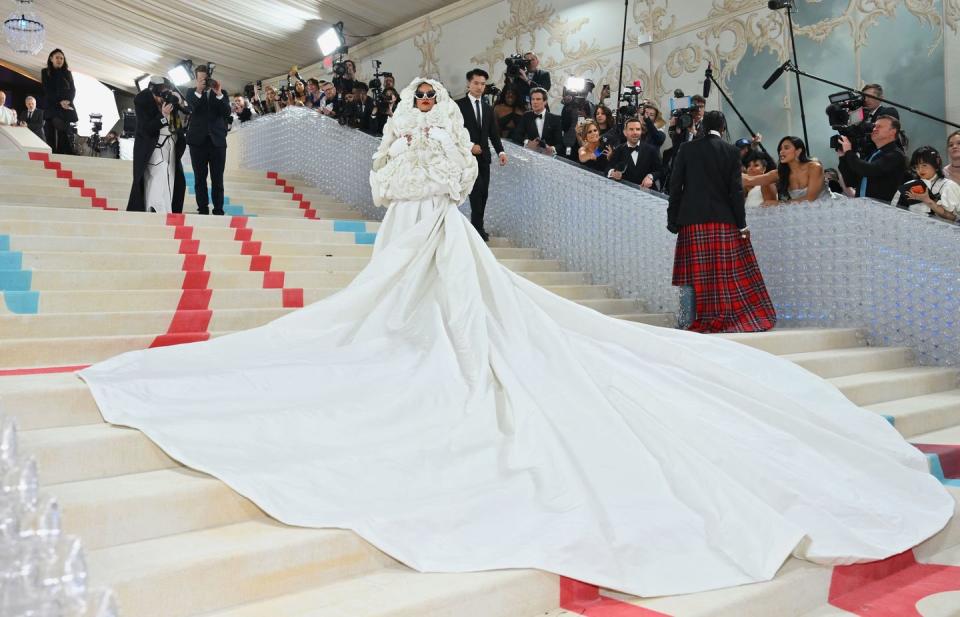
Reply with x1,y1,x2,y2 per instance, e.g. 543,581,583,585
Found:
669,89,698,131
505,54,530,79
88,113,103,134
618,81,644,125
825,90,875,151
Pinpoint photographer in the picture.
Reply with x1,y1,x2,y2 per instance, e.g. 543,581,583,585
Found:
370,87,399,136
127,76,186,214
514,88,562,154
837,115,906,202
668,94,705,147
186,64,231,216
305,79,323,109
639,102,666,148
510,52,551,105
332,60,357,98
606,117,663,190
353,83,375,132
252,84,280,115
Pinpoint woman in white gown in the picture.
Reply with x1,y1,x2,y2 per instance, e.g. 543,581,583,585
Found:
80,79,953,597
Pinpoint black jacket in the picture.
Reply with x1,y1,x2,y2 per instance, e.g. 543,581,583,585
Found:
668,134,746,232
841,141,907,201
19,108,44,139
41,68,76,122
456,96,504,164
185,88,232,147
512,110,563,150
607,141,664,186
127,89,187,212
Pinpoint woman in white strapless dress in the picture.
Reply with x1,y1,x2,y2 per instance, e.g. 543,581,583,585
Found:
744,136,829,204
78,81,952,598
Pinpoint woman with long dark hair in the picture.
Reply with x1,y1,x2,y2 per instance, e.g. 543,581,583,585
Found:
41,48,77,154
493,88,523,139
743,136,826,203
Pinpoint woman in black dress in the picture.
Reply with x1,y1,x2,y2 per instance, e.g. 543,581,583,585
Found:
41,49,77,154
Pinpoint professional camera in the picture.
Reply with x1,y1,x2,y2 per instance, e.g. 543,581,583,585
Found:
669,89,697,130
197,62,218,90
618,81,643,125
89,112,103,135
504,54,530,78
825,90,870,151
85,113,105,157
150,80,190,113
368,60,388,103
483,83,501,99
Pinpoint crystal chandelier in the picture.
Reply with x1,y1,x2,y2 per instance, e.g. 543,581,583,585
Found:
4,0,45,55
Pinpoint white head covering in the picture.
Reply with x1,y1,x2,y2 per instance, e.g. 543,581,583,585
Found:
370,77,478,207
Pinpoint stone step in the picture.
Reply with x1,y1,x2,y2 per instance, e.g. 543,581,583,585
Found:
0,333,156,369
25,269,361,291
780,346,914,379
829,367,960,407
0,204,380,229
86,521,393,617
0,219,363,244
21,423,179,485
204,567,557,617
0,372,101,430
866,390,960,438
52,469,265,550
716,328,866,355
613,312,676,327
15,250,372,272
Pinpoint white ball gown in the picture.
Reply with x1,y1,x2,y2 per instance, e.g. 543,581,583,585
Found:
80,78,953,597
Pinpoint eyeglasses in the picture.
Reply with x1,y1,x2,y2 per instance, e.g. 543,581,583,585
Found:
414,90,437,100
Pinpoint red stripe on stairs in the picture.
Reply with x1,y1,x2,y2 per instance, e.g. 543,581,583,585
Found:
226,216,303,308
150,215,213,348
560,578,671,616
829,549,960,616
27,152,117,211
269,173,321,223
0,364,91,377
914,443,960,478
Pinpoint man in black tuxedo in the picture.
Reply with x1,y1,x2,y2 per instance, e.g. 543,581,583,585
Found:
353,84,375,133
17,96,45,140
667,110,775,333
185,65,231,215
456,68,508,241
513,88,562,154
606,117,663,190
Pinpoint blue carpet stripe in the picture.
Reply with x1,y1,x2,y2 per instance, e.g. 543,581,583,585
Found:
334,220,366,233
0,236,39,314
354,232,377,245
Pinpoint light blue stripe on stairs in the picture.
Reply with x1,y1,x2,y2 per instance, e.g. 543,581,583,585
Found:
0,238,39,314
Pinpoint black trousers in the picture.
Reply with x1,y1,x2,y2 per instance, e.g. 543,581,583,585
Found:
469,159,491,233
189,138,227,214
44,120,73,155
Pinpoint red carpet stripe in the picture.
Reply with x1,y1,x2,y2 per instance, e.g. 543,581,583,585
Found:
560,578,671,616
267,171,319,220
227,216,303,308
0,364,90,377
829,549,960,616
149,213,213,348
27,152,118,211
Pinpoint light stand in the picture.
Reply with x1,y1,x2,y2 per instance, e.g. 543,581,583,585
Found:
705,65,768,155
615,0,628,111
772,61,960,130
768,0,810,153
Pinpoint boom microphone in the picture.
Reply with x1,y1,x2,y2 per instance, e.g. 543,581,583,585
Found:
703,63,712,99
762,60,791,90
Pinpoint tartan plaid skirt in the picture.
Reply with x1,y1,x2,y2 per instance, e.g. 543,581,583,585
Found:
672,222,776,333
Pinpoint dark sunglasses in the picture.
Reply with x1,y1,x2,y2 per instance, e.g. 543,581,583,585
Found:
414,90,437,100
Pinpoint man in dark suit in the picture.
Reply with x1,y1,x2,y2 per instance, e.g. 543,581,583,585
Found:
837,115,906,202
17,96,45,140
513,88,562,154
353,84,375,133
668,110,775,333
127,76,187,213
185,64,231,215
456,68,508,241
606,117,663,190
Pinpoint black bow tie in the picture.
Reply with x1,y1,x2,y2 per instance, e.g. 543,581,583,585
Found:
534,114,542,119
627,145,641,153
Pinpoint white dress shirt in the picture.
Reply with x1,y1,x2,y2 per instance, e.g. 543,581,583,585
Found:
0,106,17,126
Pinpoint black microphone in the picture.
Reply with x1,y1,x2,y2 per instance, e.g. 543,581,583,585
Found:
762,61,790,90
703,63,712,99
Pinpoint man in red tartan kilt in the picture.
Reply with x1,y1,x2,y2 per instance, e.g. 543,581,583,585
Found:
667,110,776,333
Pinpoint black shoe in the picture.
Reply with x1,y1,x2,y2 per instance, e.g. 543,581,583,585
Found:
212,209,225,216
197,208,209,215
479,230,490,242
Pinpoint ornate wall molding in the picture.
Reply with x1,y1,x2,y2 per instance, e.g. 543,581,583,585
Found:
414,16,443,79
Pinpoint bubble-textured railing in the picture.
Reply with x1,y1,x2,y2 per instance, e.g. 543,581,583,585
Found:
233,109,960,366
